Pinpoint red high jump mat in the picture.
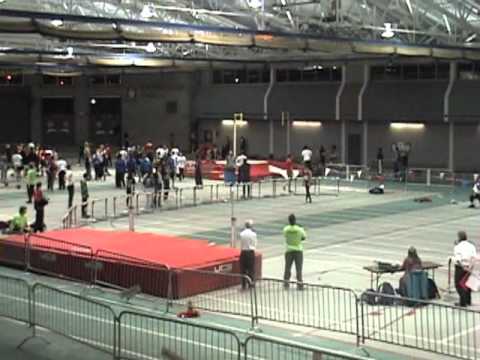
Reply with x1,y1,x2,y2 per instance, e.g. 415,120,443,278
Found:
1,229,262,299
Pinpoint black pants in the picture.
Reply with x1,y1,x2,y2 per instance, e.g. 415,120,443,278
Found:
455,265,472,306
242,184,251,199
240,250,255,289
47,172,54,191
58,170,66,190
116,172,125,188
470,193,480,206
81,195,89,218
67,185,74,208
27,185,34,203
284,251,303,289
33,207,45,233
178,168,184,181
305,183,312,203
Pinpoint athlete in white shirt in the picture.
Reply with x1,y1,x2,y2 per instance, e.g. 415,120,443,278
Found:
469,179,480,208
301,146,313,170
56,158,68,190
11,153,23,188
239,220,257,290
176,153,186,181
454,231,477,307
65,165,75,208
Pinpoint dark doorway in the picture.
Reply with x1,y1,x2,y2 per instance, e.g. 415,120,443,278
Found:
89,97,122,146
347,133,362,165
42,97,74,146
0,88,30,143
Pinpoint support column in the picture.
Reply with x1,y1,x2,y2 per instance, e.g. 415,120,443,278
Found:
445,62,457,171
336,66,347,163
358,65,370,166
265,66,276,156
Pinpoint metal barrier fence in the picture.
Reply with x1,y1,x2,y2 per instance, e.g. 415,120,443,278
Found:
31,283,117,356
118,311,242,360
360,292,480,360
167,267,256,328
0,275,371,360
255,279,359,337
61,177,342,229
244,335,372,360
0,274,30,324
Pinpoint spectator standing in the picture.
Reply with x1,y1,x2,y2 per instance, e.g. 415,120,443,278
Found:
377,147,384,175
83,142,92,181
115,154,127,188
195,156,203,188
304,167,313,204
239,220,257,290
12,150,23,188
454,231,477,307
319,145,326,170
469,178,480,208
66,165,74,208
177,152,186,182
25,163,37,204
237,153,251,199
57,157,67,190
32,182,47,232
283,154,294,193
80,173,89,218
283,214,306,290
224,150,236,185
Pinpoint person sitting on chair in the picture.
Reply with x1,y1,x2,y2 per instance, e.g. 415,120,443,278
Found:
469,178,480,208
399,246,422,296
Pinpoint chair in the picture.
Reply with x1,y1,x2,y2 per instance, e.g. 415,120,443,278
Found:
405,270,428,300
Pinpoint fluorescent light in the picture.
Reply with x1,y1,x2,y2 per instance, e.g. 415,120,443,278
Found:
292,121,322,128
51,19,63,27
222,119,248,126
405,0,413,15
381,23,395,39
443,14,451,34
390,122,425,130
466,33,477,43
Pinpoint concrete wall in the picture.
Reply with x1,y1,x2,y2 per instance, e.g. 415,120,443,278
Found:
5,63,480,171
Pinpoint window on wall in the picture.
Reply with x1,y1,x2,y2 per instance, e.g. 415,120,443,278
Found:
212,68,271,84
275,66,341,82
371,62,449,80
90,74,122,86
458,62,480,80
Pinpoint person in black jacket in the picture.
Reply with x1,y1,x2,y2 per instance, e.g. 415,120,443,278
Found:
237,153,251,199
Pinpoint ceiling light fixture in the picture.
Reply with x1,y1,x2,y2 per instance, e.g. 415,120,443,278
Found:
145,42,156,53
66,46,74,57
405,0,413,15
381,23,395,39
390,122,425,130
51,19,64,27
466,33,477,43
443,14,451,34
140,4,156,18
293,121,322,128
222,119,247,126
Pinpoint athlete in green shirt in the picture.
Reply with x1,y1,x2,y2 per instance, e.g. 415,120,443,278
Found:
283,214,306,290
9,206,29,233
